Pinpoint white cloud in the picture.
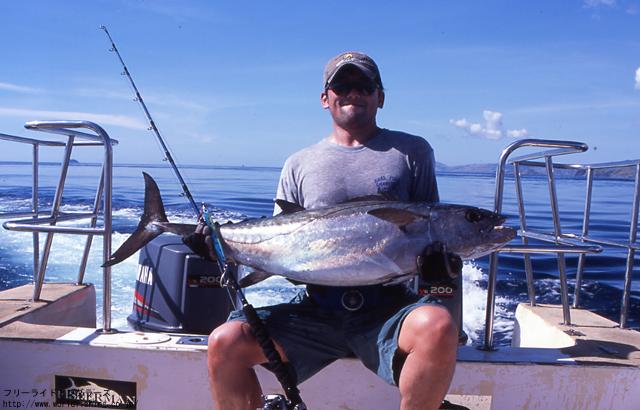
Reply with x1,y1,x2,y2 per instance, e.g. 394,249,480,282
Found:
506,129,529,138
635,67,640,90
0,82,42,94
72,87,208,112
584,0,639,15
513,99,640,114
449,110,529,140
0,107,147,130
584,0,616,7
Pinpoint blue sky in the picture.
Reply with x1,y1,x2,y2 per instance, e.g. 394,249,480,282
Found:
0,0,639,167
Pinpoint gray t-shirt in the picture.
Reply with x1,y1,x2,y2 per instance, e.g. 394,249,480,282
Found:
275,128,439,211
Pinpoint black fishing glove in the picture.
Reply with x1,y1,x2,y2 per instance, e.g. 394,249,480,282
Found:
417,241,462,284
183,219,216,261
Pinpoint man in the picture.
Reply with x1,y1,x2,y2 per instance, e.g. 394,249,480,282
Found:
206,52,458,410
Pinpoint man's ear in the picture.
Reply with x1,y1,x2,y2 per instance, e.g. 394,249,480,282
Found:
377,90,385,108
320,91,329,109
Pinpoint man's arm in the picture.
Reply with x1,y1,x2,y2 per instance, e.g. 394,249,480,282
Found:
273,156,301,215
411,138,439,203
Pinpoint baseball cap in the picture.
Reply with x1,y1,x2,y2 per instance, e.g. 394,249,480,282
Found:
323,52,383,89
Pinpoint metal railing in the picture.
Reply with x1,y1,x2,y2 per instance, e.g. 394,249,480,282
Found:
482,138,640,350
482,139,595,349
0,120,117,332
516,159,640,327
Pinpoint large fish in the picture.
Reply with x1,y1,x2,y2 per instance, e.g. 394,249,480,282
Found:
104,173,516,287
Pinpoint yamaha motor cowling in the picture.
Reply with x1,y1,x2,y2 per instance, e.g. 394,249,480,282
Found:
128,235,236,334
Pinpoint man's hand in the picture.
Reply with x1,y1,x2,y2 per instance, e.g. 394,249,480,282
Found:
417,242,462,284
182,216,217,261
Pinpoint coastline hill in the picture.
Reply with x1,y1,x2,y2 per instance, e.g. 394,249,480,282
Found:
435,162,636,180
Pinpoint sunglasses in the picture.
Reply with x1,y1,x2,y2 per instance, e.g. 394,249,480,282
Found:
327,80,378,96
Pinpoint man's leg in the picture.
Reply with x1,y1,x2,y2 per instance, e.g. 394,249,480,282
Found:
208,320,288,410
397,305,458,410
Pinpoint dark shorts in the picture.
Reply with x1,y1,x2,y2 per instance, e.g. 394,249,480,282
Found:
228,285,442,386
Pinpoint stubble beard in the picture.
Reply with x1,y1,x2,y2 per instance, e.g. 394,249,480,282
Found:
334,104,376,131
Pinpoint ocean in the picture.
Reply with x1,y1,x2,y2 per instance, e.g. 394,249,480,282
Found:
0,162,638,346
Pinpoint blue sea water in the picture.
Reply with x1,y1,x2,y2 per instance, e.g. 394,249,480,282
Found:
0,162,638,346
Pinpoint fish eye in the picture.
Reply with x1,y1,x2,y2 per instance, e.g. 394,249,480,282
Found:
465,209,483,223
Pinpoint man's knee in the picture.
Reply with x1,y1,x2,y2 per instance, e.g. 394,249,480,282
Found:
399,306,458,353
208,321,261,366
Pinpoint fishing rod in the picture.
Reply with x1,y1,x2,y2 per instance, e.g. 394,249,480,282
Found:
100,26,306,409
99,24,237,304
100,25,199,216
204,209,307,410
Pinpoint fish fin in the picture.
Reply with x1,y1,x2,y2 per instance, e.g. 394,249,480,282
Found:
237,267,273,287
103,173,171,267
103,223,161,267
142,172,169,223
275,199,305,214
367,208,427,230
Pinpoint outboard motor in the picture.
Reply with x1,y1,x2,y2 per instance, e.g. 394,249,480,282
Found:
127,235,236,334
416,273,465,342
416,245,466,344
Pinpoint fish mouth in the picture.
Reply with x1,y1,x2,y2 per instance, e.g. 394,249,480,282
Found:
481,225,505,234
488,224,517,241
464,224,517,259
479,212,515,240
493,224,513,233
480,214,510,234
479,213,510,235
493,214,516,240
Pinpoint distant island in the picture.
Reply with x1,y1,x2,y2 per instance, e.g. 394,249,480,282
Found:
0,159,82,166
435,162,637,180
0,160,636,180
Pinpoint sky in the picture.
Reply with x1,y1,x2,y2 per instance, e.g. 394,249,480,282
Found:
0,0,639,167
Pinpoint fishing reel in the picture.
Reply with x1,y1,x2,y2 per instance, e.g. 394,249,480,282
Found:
262,394,307,410
417,241,462,284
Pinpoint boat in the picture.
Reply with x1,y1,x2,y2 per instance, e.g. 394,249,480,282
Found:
0,120,638,409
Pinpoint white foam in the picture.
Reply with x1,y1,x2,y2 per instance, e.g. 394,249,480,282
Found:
0,219,139,330
460,262,514,344
59,204,93,213
0,198,32,213
244,276,305,307
111,207,144,219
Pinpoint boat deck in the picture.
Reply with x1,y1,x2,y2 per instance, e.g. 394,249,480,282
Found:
0,283,96,335
514,303,640,367
4,285,637,365
1,283,639,409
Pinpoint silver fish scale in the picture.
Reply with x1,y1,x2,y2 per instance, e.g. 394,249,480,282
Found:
219,200,428,244
224,209,422,285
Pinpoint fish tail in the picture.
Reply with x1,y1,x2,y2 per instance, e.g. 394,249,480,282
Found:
102,172,169,267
